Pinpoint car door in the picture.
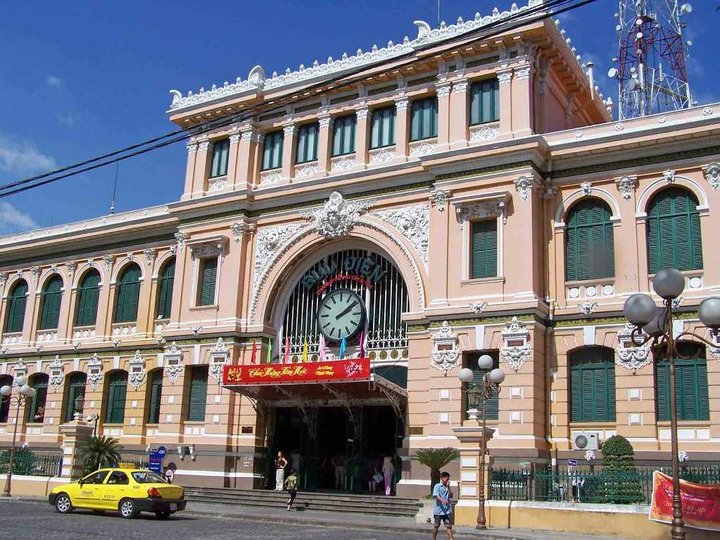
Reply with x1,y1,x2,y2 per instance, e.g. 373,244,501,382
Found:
101,470,130,510
75,470,110,508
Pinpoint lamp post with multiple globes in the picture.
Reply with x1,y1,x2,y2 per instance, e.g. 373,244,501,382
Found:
458,354,505,530
0,375,36,497
622,268,720,540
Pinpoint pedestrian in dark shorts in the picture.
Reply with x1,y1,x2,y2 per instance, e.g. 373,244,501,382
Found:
431,471,454,540
284,468,298,510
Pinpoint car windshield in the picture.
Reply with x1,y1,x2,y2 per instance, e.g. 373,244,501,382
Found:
131,471,167,484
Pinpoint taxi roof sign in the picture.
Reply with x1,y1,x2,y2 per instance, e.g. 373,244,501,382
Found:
118,462,138,469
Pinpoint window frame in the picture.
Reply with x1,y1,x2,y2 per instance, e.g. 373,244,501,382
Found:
4,280,28,334
104,371,128,425
113,264,142,324
38,275,64,331
409,96,438,142
209,138,230,178
155,258,175,320
369,106,396,149
463,352,500,421
469,219,498,280
331,115,356,157
295,123,319,164
25,373,49,423
196,257,218,307
75,270,101,327
569,347,616,423
261,130,284,171
469,78,500,126
186,366,208,422
656,342,709,422
146,368,163,424
63,372,87,423
564,198,615,282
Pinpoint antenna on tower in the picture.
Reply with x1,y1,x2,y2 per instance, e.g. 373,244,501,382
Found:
608,1,693,120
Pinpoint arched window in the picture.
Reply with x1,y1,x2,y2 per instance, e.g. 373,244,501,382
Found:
4,280,28,333
656,342,709,421
565,199,615,282
104,371,128,424
26,373,48,423
63,372,86,422
38,275,63,330
646,187,703,273
0,375,12,422
156,258,175,320
569,346,616,422
146,369,163,424
75,270,101,327
113,264,141,323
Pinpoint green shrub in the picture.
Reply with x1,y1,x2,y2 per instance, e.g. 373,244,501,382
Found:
598,435,644,504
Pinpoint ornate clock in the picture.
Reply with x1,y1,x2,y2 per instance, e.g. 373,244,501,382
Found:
317,288,365,341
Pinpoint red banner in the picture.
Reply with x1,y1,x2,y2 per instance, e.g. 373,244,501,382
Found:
222,358,371,386
649,471,720,531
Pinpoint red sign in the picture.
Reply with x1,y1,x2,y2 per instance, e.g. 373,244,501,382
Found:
649,471,720,531
222,358,371,386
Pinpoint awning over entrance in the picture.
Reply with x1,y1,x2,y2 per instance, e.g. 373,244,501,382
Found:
221,359,406,414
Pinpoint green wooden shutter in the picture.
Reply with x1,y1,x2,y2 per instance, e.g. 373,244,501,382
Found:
0,376,12,422
410,97,438,141
5,281,28,333
210,138,229,177
75,270,100,326
570,347,615,422
657,343,709,422
655,362,670,421
262,131,283,170
332,115,356,156
39,276,63,330
647,188,703,273
187,367,208,421
114,265,141,323
105,372,127,424
146,369,163,424
156,259,175,319
470,79,500,125
64,373,87,422
25,375,48,422
465,353,499,420
370,107,396,148
565,199,614,281
471,220,497,279
296,123,319,164
198,258,218,306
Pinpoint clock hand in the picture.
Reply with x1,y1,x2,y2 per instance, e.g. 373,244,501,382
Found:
335,301,358,320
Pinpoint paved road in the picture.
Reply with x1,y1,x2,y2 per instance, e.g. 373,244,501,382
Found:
0,500,431,540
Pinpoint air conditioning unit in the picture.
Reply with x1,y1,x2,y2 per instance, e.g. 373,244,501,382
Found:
572,431,600,450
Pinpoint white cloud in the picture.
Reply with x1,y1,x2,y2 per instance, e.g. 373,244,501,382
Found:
0,135,57,176
0,201,38,235
56,112,76,126
46,75,63,88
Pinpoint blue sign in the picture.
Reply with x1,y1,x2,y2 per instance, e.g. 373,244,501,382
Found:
148,447,165,474
568,459,578,467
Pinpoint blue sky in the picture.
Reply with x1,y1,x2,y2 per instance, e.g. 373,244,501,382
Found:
0,0,717,235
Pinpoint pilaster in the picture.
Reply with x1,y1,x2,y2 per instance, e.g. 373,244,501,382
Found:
395,97,410,160
436,81,452,149
497,69,513,136
449,79,469,148
281,123,296,181
355,106,370,166
317,114,333,175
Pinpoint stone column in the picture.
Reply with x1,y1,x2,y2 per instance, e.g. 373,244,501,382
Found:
59,420,94,479
395,97,410,160
317,114,333,175
435,81,452,150
355,106,370,166
497,69,513,136
449,79,469,149
281,123,296,181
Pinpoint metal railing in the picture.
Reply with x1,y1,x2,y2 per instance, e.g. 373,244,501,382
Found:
0,450,62,477
489,465,720,505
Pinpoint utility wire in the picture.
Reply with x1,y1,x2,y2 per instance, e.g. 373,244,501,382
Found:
0,0,597,200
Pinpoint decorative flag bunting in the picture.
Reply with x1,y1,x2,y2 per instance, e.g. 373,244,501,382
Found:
266,338,273,364
319,334,326,362
250,340,258,364
302,339,309,363
339,337,347,359
283,336,291,363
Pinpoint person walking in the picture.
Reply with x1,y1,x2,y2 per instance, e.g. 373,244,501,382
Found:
284,468,298,510
382,456,394,496
275,451,288,491
431,471,454,540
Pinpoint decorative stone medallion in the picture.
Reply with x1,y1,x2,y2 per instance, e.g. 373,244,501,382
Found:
501,317,531,372
300,191,373,239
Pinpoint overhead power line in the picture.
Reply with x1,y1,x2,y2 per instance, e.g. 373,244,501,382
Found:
0,0,597,200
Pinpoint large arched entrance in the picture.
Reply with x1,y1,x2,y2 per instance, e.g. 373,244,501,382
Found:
251,244,410,492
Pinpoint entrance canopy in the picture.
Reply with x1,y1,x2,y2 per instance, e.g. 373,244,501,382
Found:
221,359,406,413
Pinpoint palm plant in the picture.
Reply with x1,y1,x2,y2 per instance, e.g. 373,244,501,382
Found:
413,447,460,495
77,435,122,475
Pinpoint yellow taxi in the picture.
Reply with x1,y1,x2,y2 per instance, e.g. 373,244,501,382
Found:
48,464,186,519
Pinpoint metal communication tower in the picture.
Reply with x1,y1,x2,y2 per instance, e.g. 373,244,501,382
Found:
609,1,693,120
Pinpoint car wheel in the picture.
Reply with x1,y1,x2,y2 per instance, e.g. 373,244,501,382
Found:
119,499,137,519
54,493,73,514
155,510,171,519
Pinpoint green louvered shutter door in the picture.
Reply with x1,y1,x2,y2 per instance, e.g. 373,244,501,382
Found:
147,370,163,424
187,367,208,421
39,277,63,330
696,359,710,421
5,282,28,333
471,221,497,279
76,271,100,326
607,360,617,420
105,373,127,424
570,362,582,422
689,208,704,270
198,258,218,306
678,363,698,420
156,260,175,319
115,265,141,323
656,363,670,421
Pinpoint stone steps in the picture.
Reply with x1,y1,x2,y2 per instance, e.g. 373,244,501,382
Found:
186,487,422,518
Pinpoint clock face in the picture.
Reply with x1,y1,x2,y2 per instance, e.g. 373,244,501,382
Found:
317,289,365,342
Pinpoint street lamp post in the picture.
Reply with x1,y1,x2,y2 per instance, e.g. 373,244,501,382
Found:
622,268,720,540
0,375,36,497
458,355,505,530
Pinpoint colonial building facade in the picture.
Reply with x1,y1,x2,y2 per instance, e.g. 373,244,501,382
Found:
1,0,719,498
